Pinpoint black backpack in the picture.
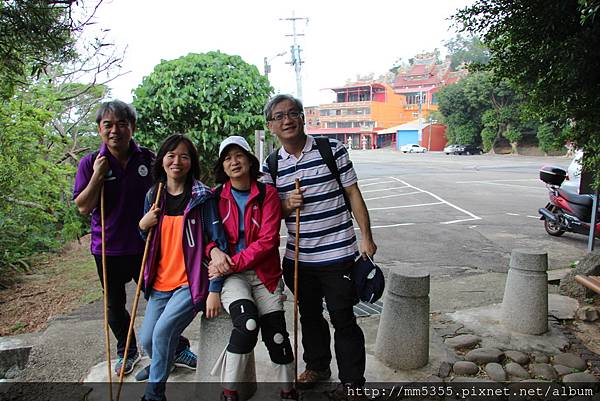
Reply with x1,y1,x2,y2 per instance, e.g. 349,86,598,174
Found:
265,136,352,215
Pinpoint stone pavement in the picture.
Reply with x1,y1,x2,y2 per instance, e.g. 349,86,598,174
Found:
2,266,600,401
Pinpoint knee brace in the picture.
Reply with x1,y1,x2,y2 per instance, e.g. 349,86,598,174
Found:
260,311,293,364
227,299,259,354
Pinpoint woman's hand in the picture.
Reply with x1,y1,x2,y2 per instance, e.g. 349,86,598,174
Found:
208,247,233,278
139,205,160,231
205,292,222,319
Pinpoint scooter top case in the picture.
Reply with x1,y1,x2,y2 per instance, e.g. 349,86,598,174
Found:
539,165,567,186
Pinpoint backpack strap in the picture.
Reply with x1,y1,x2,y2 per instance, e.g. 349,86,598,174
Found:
266,148,280,185
314,137,353,215
256,181,267,205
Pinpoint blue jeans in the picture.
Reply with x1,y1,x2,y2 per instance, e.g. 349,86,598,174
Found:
140,286,195,401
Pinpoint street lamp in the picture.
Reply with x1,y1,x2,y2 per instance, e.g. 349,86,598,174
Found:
264,51,288,79
428,117,438,151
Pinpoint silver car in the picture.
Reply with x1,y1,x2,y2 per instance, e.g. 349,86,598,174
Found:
443,144,459,155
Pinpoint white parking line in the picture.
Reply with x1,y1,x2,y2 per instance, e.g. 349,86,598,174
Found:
455,179,542,190
528,215,540,219
359,180,397,187
364,191,422,201
456,179,538,183
368,201,443,211
362,186,410,194
389,177,481,224
358,177,385,182
506,213,520,216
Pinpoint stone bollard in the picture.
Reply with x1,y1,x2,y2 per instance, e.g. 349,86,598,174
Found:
502,249,548,334
375,269,430,369
195,312,256,401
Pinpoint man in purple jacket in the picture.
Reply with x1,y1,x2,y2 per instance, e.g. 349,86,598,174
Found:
73,100,196,376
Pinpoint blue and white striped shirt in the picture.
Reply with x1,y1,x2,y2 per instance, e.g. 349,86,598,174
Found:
261,135,358,266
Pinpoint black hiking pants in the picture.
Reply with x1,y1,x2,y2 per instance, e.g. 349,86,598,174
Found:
282,258,366,386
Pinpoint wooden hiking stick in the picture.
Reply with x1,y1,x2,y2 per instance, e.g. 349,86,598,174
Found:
116,182,163,400
100,185,113,401
293,179,300,385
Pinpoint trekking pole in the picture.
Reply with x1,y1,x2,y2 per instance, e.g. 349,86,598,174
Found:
117,182,163,401
100,185,114,401
293,179,300,385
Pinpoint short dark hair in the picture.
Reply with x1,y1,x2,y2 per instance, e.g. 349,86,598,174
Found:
263,94,304,121
152,134,200,188
214,144,262,185
95,100,136,126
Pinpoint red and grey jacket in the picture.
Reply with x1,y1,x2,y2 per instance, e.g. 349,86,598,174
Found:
216,180,282,292
142,180,227,313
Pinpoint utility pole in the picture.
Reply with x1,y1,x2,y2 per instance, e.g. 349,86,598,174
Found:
280,11,308,101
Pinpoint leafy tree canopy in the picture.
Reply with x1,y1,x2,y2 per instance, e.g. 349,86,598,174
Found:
453,0,600,185
444,34,490,70
0,0,78,98
133,51,272,183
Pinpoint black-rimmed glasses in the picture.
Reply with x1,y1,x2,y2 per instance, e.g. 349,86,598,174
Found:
269,111,303,122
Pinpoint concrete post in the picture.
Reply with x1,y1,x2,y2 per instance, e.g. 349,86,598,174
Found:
375,269,430,369
195,313,256,401
502,249,549,334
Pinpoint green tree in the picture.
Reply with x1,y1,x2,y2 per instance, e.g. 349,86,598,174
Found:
454,0,600,186
437,71,494,145
444,34,490,70
133,51,272,183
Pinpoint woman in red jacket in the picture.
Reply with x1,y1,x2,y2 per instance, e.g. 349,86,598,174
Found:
208,136,297,401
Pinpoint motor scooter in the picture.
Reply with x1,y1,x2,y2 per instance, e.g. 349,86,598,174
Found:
538,165,600,237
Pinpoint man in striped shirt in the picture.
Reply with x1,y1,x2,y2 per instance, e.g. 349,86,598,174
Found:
262,94,377,401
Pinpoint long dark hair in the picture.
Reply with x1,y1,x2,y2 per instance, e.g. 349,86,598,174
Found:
213,144,262,185
152,134,200,189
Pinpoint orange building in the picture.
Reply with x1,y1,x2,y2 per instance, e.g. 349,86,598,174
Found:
306,82,412,149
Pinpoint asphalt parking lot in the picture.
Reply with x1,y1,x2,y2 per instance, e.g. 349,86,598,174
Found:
281,149,591,278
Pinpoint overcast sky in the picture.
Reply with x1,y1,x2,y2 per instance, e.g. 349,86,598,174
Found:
93,0,473,107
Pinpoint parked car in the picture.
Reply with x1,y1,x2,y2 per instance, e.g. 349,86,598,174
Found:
562,149,583,193
443,144,459,155
400,144,427,153
454,144,483,155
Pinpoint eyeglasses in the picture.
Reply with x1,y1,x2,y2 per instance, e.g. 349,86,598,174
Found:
269,111,303,122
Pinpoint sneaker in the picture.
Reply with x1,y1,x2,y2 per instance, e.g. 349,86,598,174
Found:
326,383,369,401
173,347,197,370
134,364,175,382
220,391,239,401
297,367,331,389
280,388,299,401
114,352,141,375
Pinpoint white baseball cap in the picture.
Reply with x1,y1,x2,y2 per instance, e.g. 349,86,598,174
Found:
219,136,252,157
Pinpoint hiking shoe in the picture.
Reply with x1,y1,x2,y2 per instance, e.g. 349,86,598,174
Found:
326,383,370,401
281,388,299,400
134,364,175,382
173,346,197,370
220,391,239,401
114,352,141,375
297,367,331,389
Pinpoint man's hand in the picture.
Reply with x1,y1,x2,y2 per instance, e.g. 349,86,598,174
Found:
205,292,222,319
139,205,160,232
208,247,233,278
91,155,109,182
359,237,377,260
282,187,305,216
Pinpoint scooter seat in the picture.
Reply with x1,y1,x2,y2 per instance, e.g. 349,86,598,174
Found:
558,189,593,207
